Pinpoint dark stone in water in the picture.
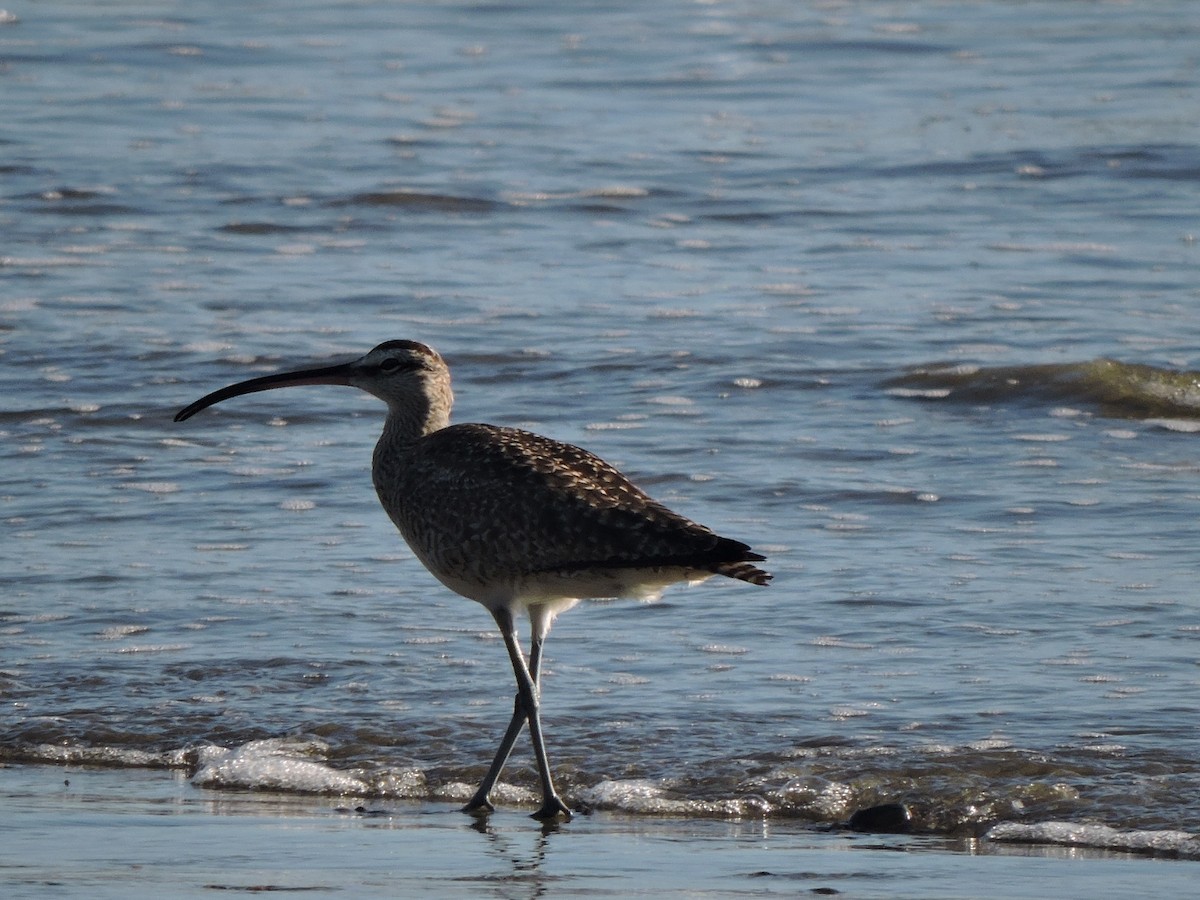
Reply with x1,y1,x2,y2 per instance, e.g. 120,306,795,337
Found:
847,802,912,834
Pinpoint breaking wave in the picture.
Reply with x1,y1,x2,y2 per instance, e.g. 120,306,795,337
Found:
884,359,1200,420
4,734,1198,863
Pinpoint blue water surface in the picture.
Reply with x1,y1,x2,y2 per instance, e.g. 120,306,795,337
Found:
2,0,1199,837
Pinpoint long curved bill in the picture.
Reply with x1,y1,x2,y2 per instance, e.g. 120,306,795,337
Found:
174,362,356,422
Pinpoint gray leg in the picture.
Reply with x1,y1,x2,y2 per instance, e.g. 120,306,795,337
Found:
467,608,571,821
462,633,543,814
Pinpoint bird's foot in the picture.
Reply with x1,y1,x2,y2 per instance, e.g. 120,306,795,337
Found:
531,796,573,822
461,796,495,817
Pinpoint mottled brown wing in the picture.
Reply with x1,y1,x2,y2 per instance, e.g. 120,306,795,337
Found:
397,423,761,581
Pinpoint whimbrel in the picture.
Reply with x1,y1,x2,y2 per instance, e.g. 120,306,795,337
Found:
175,340,771,820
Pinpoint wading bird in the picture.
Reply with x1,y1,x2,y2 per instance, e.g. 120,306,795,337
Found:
175,340,771,820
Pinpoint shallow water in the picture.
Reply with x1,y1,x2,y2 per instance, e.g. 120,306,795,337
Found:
5,764,1200,900
3,0,1200,854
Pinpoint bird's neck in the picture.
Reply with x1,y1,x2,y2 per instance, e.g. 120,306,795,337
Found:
379,397,450,448
371,378,454,510
372,400,447,510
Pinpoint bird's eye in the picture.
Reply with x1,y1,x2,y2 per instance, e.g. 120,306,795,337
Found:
379,357,405,373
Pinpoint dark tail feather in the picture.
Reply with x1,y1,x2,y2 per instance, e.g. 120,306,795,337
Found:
708,539,771,585
535,537,772,585
712,559,772,586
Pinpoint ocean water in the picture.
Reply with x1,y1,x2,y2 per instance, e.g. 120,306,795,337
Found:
2,0,1199,858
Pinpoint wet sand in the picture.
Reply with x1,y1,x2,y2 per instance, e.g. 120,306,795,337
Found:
2,764,1195,898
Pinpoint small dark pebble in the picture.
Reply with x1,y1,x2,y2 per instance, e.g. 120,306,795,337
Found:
333,805,390,817
847,802,912,834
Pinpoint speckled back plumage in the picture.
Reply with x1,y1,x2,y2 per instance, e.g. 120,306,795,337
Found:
365,342,770,604
375,422,767,589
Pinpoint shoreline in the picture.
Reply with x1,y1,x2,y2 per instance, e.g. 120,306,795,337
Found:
3,763,1198,899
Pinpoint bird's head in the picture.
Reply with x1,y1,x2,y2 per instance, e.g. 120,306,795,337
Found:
174,340,454,433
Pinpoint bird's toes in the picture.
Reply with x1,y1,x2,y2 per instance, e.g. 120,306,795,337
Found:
531,796,573,822
461,798,495,817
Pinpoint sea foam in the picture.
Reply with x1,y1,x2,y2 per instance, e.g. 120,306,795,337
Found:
987,821,1200,860
191,738,368,795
